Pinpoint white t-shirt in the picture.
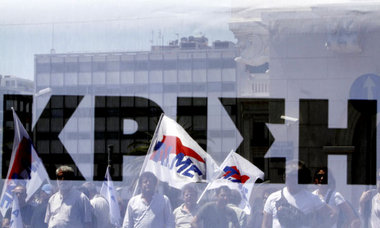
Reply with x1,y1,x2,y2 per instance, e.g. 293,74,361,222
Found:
312,189,345,228
45,189,93,228
312,189,345,208
264,187,325,228
90,194,111,228
370,193,380,228
173,203,198,228
122,193,174,228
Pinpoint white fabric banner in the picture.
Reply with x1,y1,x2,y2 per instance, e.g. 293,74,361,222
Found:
203,150,264,214
10,194,23,228
0,109,50,216
100,166,122,227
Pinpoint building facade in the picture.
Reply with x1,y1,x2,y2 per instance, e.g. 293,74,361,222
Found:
24,37,250,181
0,75,34,179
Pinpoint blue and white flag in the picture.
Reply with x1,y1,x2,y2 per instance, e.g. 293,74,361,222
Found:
10,194,23,228
100,166,121,227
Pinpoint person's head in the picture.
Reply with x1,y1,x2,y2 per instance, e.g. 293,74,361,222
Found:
229,189,242,206
77,185,90,199
12,185,27,206
81,182,97,199
314,168,327,185
215,185,231,208
182,183,197,208
56,165,75,193
39,184,53,202
139,172,157,197
285,160,311,193
314,168,336,191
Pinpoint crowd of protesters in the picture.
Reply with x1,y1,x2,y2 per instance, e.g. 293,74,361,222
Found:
1,163,380,228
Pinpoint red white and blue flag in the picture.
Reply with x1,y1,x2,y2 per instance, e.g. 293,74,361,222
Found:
140,114,219,190
199,150,264,214
0,109,50,216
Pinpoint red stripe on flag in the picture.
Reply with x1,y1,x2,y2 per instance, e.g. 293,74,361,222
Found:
7,137,32,180
151,135,205,163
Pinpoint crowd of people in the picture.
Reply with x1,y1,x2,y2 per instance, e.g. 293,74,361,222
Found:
1,163,380,228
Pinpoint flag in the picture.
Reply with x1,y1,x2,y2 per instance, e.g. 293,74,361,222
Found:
9,194,23,228
0,109,50,216
140,114,219,190
100,166,121,227
199,150,264,214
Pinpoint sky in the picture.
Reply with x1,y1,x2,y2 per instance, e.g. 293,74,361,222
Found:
1,0,377,80
0,0,236,80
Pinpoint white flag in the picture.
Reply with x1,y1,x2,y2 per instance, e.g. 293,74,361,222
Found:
100,166,121,227
140,114,219,190
10,195,23,228
200,150,264,214
0,109,50,216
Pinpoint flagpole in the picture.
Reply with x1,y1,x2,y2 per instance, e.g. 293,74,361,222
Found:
196,150,233,204
11,108,21,148
131,113,165,197
1,108,50,216
101,148,122,227
107,144,113,168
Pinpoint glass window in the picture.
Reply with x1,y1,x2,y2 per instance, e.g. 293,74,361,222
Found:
93,61,106,72
120,61,135,71
193,59,207,69
51,73,64,87
51,62,64,73
65,62,79,73
79,62,92,72
107,61,120,72
36,63,50,74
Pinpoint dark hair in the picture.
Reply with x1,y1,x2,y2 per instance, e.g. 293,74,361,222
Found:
216,185,231,195
82,182,97,196
286,160,311,184
230,189,242,205
313,167,327,184
314,168,336,190
298,161,311,184
182,183,197,196
77,185,90,198
139,172,157,186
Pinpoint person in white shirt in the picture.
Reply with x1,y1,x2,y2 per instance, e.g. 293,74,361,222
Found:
122,171,174,228
81,182,111,228
262,161,336,228
228,190,247,228
312,168,360,228
359,169,380,228
173,183,198,228
191,186,240,228
45,165,93,228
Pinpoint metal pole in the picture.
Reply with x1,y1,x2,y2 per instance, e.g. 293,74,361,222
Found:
107,144,113,168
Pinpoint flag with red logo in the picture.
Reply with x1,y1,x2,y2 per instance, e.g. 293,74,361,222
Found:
139,114,219,190
0,109,50,216
199,150,264,214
